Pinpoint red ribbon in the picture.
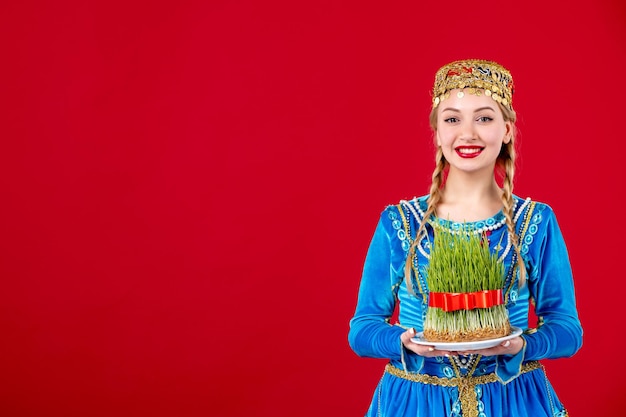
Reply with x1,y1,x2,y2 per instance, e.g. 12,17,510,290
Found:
428,289,503,312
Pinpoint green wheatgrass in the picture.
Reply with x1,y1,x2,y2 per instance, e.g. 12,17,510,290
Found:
423,223,510,342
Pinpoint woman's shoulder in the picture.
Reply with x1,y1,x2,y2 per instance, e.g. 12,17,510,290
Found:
512,195,560,235
513,195,555,216
385,195,429,211
382,195,429,220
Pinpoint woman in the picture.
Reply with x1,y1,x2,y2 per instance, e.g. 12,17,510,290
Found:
348,59,583,417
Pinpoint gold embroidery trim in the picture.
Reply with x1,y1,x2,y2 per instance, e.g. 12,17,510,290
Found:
396,203,412,244
385,361,543,417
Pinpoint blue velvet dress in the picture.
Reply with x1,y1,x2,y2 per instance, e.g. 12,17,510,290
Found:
348,195,583,417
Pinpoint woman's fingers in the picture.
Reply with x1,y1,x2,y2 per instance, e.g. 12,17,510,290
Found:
401,328,452,357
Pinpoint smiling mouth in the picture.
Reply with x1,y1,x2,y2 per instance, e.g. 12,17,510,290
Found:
455,147,483,157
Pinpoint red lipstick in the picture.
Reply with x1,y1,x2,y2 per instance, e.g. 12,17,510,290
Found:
455,146,483,158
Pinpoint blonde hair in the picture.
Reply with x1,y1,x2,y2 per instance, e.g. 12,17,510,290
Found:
404,102,526,296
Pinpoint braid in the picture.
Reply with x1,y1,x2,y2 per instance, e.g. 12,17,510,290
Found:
404,147,447,296
500,140,527,286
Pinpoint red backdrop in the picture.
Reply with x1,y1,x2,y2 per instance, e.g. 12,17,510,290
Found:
1,1,625,416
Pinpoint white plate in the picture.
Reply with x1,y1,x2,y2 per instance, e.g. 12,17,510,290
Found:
410,326,523,351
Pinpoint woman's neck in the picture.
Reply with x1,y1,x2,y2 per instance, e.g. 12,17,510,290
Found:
436,175,504,223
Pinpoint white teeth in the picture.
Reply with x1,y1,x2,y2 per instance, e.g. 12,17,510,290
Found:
457,148,482,154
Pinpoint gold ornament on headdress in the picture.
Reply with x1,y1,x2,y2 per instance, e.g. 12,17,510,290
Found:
432,59,514,110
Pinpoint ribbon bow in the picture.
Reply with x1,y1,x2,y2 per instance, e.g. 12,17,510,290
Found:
428,289,503,312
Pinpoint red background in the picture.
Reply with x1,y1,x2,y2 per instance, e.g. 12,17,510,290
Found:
1,1,625,416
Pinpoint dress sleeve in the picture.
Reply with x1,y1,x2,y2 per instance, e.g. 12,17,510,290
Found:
348,209,406,359
496,204,583,382
521,205,583,360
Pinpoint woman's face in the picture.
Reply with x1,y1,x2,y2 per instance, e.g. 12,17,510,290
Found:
435,89,512,175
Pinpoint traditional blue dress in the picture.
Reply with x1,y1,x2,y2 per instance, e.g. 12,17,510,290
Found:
348,195,583,417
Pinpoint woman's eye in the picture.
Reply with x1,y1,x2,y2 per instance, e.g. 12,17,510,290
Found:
444,117,458,123
477,116,493,122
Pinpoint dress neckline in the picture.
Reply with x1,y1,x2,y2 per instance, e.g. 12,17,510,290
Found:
432,211,507,233
415,196,513,234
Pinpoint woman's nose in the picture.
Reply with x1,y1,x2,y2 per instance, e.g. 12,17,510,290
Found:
458,120,477,141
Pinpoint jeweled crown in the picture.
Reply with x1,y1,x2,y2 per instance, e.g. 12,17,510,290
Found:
432,59,514,110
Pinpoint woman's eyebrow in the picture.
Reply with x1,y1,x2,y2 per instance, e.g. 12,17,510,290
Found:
440,106,496,113
474,106,496,112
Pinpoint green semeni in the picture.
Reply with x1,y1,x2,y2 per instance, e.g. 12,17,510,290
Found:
423,223,511,342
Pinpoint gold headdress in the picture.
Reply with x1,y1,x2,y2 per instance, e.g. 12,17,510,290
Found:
432,59,514,110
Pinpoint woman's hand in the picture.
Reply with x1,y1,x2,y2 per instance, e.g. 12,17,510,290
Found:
400,328,453,357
